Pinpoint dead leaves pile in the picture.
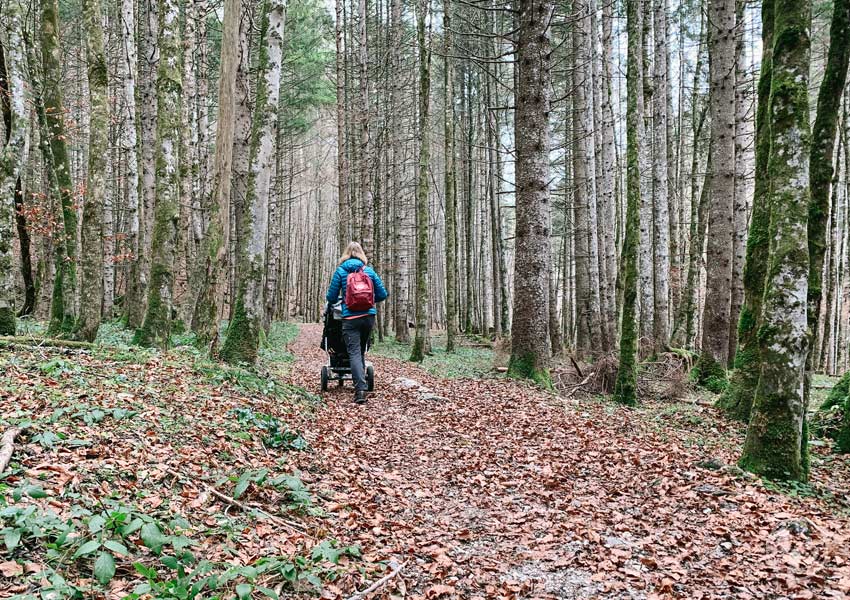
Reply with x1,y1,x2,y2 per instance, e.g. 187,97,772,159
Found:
285,325,850,599
3,326,850,600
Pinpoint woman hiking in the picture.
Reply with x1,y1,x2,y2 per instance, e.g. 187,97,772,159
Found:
325,242,388,404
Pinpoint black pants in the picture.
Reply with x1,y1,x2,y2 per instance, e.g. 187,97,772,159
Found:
342,316,374,391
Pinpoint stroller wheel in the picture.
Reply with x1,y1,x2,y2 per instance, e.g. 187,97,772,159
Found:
366,365,375,392
320,366,329,392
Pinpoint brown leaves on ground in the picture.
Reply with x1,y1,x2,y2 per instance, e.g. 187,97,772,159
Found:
3,325,850,599
285,325,850,599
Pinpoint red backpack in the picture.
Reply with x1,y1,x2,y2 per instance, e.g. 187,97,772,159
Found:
345,267,375,312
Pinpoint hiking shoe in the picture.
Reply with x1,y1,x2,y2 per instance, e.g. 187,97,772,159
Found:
354,391,367,404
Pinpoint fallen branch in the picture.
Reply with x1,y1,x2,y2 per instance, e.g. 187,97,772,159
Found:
0,427,23,474
0,336,94,350
562,373,593,399
345,560,407,600
165,469,309,536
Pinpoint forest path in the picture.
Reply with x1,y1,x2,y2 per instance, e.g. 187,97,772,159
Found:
284,325,850,600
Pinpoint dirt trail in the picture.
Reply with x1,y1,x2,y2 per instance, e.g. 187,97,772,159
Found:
285,325,850,600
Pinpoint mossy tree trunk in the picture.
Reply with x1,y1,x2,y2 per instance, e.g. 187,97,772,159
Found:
740,0,812,482
42,0,78,336
507,0,554,386
410,0,431,363
0,0,29,336
134,0,182,348
76,0,108,342
443,0,458,354
221,0,285,364
190,0,241,350
614,0,643,407
806,0,850,434
719,0,774,421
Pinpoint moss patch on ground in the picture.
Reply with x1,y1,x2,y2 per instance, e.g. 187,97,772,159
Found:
370,333,496,379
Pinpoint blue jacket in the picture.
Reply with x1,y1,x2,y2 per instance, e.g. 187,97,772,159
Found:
326,258,388,318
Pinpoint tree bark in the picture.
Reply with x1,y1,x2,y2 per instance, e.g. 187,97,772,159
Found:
740,0,812,483
720,0,774,421
127,0,159,329
652,0,671,350
444,2,458,353
614,0,643,406
190,0,241,349
410,0,431,362
76,0,108,342
134,0,182,348
698,0,736,380
42,0,79,336
0,0,29,335
222,0,285,364
0,41,33,318
508,0,554,385
572,0,603,356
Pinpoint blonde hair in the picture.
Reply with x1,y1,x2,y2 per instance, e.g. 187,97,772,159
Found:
339,241,368,265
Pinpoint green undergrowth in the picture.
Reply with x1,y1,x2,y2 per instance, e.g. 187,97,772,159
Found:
0,321,352,598
370,334,496,379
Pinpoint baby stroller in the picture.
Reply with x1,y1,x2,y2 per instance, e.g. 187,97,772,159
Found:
319,301,375,392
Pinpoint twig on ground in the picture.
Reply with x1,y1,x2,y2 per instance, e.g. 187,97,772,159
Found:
0,427,23,474
562,373,593,399
165,469,310,536
345,560,407,600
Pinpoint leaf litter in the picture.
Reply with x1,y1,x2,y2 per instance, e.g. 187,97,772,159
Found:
1,324,849,599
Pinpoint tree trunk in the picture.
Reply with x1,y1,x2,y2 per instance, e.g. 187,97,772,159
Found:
356,0,373,252
728,0,752,364
42,0,79,336
127,0,159,328
335,0,350,252
806,0,850,444
75,0,108,342
572,0,603,356
410,0,431,362
508,0,554,385
134,0,182,347
740,0,812,482
614,0,643,406
637,0,654,347
0,41,33,318
720,0,774,421
599,0,618,348
0,0,29,335
222,0,285,364
698,0,736,380
652,0,671,350
190,0,241,349
444,2,458,353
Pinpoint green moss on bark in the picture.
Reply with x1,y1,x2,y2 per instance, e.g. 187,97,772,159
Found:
612,0,641,409
220,296,259,365
738,400,806,481
0,307,15,336
693,352,728,393
507,352,552,390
